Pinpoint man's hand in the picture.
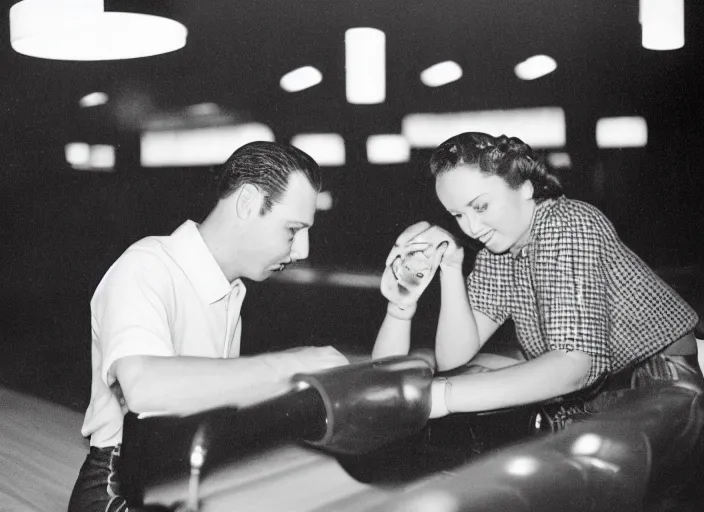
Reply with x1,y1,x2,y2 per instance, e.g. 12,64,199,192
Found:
380,222,450,309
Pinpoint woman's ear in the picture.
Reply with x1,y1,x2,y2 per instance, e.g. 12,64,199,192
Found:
520,179,535,200
235,184,263,219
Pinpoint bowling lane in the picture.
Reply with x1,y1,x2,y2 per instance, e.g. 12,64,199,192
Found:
0,387,86,512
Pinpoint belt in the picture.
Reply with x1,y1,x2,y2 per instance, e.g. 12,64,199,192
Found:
605,331,698,391
662,331,697,356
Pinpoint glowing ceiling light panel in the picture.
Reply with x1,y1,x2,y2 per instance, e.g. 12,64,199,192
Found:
90,144,115,170
547,152,572,169
280,66,323,93
290,133,346,166
420,61,463,87
345,27,385,104
640,0,684,50
79,91,108,107
140,123,275,167
596,116,648,148
402,107,566,149
65,142,115,171
366,134,411,164
65,142,90,169
514,55,558,80
10,0,187,61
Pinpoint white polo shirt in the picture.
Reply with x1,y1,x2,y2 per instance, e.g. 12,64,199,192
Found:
81,220,246,447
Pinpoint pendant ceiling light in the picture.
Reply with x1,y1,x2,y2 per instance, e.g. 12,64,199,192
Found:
639,0,685,50
10,0,187,61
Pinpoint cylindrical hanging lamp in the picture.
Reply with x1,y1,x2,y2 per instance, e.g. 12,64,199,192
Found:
640,0,685,50
10,0,188,60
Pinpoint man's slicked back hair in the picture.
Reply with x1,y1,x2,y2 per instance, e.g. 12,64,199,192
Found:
217,141,322,214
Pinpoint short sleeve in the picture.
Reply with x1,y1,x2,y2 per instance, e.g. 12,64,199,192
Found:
91,249,176,387
532,214,612,384
466,249,511,325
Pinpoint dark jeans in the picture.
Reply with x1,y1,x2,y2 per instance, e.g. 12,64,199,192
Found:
68,444,127,512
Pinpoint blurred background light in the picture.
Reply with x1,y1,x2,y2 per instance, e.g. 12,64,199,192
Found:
640,0,685,50
10,0,188,61
185,102,221,116
140,123,275,167
78,91,108,108
316,190,334,211
571,433,603,456
402,107,566,149
65,142,90,169
547,152,572,169
325,272,382,288
506,456,539,477
290,133,346,166
596,116,648,148
89,144,115,170
345,27,385,104
420,60,463,87
366,134,411,164
270,268,381,288
514,54,558,80
280,66,323,93
65,142,115,171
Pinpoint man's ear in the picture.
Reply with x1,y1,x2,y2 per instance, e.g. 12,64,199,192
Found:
235,184,263,219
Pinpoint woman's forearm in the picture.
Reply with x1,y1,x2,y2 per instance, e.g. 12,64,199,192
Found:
372,303,415,359
435,267,481,370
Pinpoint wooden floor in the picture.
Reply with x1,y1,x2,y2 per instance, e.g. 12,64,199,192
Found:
0,387,86,512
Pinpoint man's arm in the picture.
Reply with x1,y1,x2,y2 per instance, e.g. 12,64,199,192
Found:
114,346,347,416
463,352,524,373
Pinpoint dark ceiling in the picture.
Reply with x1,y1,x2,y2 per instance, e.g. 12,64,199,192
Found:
1,0,702,143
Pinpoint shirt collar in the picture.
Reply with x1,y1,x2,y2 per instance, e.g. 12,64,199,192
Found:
511,197,558,259
164,220,245,304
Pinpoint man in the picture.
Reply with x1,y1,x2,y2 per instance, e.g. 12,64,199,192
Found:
69,141,348,511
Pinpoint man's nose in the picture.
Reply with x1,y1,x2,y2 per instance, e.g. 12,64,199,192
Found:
290,230,309,261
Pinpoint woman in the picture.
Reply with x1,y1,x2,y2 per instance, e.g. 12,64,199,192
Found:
373,131,701,424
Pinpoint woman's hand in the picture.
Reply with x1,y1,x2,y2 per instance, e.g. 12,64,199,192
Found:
420,225,464,271
380,222,448,309
388,223,464,271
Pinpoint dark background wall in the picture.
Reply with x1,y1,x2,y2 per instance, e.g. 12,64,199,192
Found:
0,1,703,412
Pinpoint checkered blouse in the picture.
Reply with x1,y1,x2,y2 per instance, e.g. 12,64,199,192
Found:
467,196,698,384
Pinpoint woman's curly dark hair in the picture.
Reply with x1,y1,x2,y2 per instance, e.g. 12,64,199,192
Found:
429,132,562,201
